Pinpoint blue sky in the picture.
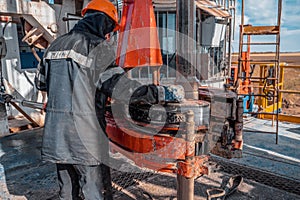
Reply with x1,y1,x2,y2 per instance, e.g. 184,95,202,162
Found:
232,0,300,52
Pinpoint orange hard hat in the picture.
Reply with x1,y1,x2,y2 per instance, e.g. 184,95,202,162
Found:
81,0,120,31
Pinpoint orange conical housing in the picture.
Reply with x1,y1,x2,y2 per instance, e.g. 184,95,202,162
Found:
116,0,163,68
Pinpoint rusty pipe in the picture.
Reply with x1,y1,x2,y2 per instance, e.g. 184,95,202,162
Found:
30,47,41,63
177,110,195,200
185,110,195,156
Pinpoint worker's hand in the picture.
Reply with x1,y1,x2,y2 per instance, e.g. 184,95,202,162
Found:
130,84,185,105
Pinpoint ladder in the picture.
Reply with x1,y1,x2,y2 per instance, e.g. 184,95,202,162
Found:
237,0,282,144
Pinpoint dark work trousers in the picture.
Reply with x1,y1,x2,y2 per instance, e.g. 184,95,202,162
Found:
56,163,113,200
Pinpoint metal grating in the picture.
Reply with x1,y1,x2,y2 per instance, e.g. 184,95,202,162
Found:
112,169,155,194
210,156,300,195
109,152,156,194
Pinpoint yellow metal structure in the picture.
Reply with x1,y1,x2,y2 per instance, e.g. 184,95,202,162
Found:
257,63,285,114
258,64,300,124
261,114,300,124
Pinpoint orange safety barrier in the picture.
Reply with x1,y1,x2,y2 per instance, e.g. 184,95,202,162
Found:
116,0,163,68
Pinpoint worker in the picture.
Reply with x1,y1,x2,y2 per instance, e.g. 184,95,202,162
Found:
35,0,120,199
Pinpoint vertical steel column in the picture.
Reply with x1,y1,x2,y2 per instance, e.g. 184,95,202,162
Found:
227,18,233,77
0,38,9,135
237,0,245,79
176,0,197,99
0,102,9,136
196,9,202,81
275,0,282,144
177,110,195,200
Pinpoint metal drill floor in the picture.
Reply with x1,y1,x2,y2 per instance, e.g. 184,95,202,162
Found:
0,119,300,199
236,117,300,182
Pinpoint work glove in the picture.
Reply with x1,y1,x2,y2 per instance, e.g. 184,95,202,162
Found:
130,84,185,105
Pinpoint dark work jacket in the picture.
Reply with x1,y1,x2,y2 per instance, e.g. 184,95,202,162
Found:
35,14,124,165
36,13,162,165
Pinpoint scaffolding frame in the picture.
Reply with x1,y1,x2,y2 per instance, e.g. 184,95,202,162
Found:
237,0,282,144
